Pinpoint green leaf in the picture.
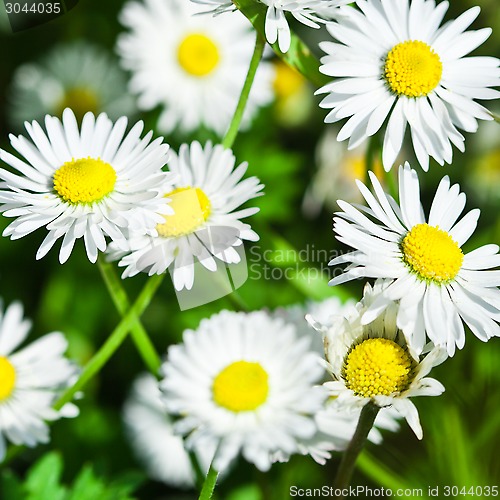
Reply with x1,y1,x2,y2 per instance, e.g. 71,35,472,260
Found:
25,452,67,500
233,0,329,87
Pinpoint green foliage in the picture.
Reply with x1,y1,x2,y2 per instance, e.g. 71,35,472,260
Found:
1,452,143,500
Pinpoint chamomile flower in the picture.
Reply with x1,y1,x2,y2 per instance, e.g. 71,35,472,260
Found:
192,0,350,53
329,163,500,356
123,373,211,488
0,300,79,460
317,0,500,171
160,310,326,472
308,280,446,440
109,141,263,291
117,0,274,135
8,41,135,127
0,109,172,264
273,297,400,464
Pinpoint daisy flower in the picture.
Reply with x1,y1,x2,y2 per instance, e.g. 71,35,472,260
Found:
109,141,263,291
8,41,135,127
308,280,446,440
0,300,79,460
317,0,500,171
123,373,211,488
273,297,400,464
329,163,500,356
117,0,274,136
160,310,326,472
192,0,350,53
0,108,173,264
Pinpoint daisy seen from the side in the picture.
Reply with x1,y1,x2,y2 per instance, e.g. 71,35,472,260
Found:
160,310,326,472
273,297,401,464
0,108,173,264
308,280,446,439
317,0,500,171
192,0,350,53
109,141,263,291
329,163,500,356
117,0,274,135
0,300,79,460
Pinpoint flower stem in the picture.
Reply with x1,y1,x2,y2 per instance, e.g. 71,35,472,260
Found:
198,464,219,500
53,274,164,411
334,403,380,498
221,32,266,150
97,259,162,375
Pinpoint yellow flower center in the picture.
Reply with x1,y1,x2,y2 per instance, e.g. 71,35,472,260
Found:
56,87,100,121
343,338,414,397
384,40,442,98
156,187,211,238
177,33,220,77
212,360,269,412
53,157,117,205
0,357,16,401
273,59,305,99
401,223,464,282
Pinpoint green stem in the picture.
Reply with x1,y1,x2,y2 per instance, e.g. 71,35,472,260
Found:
198,463,219,500
221,32,266,150
53,274,164,411
334,403,380,499
97,259,162,375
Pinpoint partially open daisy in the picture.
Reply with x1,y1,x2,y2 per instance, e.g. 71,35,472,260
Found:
0,300,79,460
109,141,263,291
123,373,211,488
8,41,135,127
308,280,446,440
272,297,401,465
317,0,500,171
160,310,326,472
193,0,349,53
329,163,500,356
117,0,274,135
0,109,172,264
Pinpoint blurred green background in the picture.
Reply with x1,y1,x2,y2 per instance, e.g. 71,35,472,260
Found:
0,0,499,498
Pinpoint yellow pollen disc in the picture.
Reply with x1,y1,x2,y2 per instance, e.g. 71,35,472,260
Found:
53,157,117,204
401,223,464,282
0,357,16,401
156,187,211,238
384,40,442,97
177,33,220,77
213,360,269,412
273,59,305,99
343,338,414,397
56,87,100,121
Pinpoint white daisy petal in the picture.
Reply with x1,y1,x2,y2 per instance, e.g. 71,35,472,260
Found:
160,310,326,471
0,301,78,459
109,141,263,291
330,163,500,353
0,109,172,263
117,0,274,135
317,0,500,170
